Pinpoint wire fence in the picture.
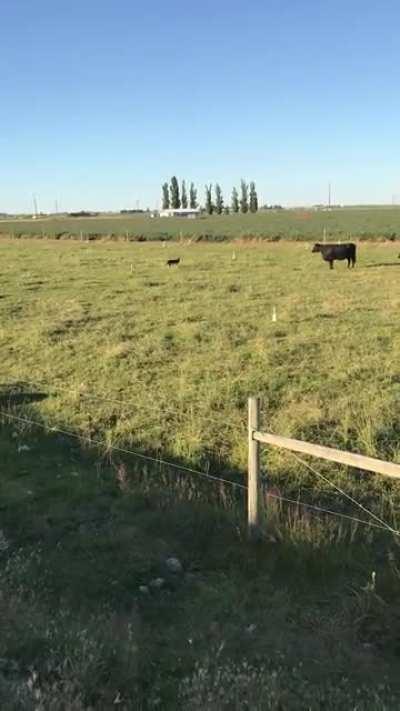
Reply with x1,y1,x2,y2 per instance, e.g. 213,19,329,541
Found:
0,409,246,492
1,387,399,538
288,451,399,535
263,486,399,535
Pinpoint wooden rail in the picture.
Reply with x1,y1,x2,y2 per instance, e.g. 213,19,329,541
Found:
247,396,400,538
253,431,400,481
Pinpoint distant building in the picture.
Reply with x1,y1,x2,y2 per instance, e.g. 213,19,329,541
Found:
159,208,201,218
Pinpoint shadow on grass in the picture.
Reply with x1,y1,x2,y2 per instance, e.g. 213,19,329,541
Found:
0,382,48,407
365,262,400,268
0,393,396,587
0,406,375,615
1,395,400,708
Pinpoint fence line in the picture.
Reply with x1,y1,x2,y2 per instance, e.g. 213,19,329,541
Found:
248,396,400,540
253,429,400,481
7,381,381,508
2,408,397,537
0,393,399,539
264,489,400,535
0,409,246,492
287,451,398,535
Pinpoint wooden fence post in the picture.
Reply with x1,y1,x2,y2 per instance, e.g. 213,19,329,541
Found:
248,396,261,540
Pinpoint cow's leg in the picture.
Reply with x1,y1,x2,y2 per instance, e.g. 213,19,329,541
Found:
329,260,334,270
347,258,350,268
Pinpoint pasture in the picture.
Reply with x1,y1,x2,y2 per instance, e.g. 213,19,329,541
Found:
2,239,400,708
2,239,400,471
3,205,400,241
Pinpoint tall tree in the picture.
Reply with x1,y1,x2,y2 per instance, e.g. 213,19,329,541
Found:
205,184,214,215
240,179,249,214
249,181,258,213
181,180,188,209
189,182,198,209
162,182,170,210
170,176,181,209
231,186,239,213
215,183,224,214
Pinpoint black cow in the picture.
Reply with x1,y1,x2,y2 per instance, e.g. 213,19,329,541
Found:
312,242,356,270
167,258,180,267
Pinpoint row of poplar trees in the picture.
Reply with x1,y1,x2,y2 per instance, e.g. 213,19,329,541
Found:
161,178,258,214
162,178,198,210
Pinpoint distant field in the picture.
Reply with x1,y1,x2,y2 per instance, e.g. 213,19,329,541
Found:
2,239,400,707
3,206,400,241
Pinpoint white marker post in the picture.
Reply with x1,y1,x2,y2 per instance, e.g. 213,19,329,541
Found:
272,306,277,323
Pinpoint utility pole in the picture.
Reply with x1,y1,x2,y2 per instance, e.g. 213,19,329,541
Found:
32,193,39,217
328,182,331,210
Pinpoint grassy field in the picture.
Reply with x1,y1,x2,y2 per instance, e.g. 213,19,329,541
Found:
3,206,400,241
2,239,400,708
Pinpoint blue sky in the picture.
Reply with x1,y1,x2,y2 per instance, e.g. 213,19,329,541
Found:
1,0,400,212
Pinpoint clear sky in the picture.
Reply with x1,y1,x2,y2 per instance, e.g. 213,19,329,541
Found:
1,0,400,213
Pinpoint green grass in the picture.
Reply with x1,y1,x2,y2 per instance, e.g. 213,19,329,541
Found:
1,426,400,709
2,239,400,473
1,239,400,708
3,205,400,241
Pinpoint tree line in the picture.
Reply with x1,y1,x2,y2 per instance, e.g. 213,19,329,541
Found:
162,179,198,210
161,178,258,214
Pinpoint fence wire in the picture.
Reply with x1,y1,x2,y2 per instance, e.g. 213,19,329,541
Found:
1,407,399,537
287,450,399,536
0,409,246,491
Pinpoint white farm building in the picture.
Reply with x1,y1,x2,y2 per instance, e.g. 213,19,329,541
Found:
159,208,201,218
